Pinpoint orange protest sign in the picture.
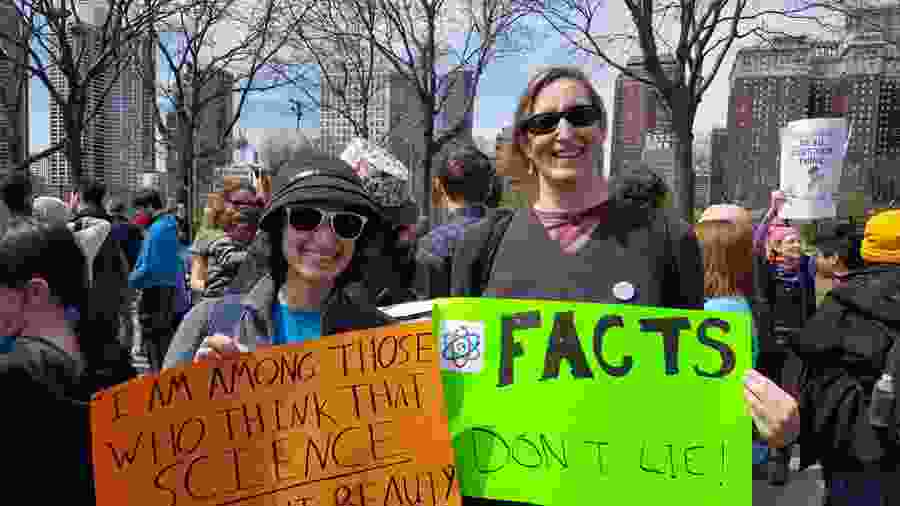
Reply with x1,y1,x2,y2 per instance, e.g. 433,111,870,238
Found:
90,321,460,506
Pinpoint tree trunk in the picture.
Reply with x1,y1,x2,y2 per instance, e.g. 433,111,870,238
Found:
420,99,435,222
180,120,196,240
670,91,696,223
65,114,84,187
675,125,695,223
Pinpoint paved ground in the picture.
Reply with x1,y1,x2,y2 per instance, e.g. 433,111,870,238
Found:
754,448,825,506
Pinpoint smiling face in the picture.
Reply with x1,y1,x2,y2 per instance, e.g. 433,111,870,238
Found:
224,189,262,242
780,234,803,258
281,209,356,284
522,79,606,187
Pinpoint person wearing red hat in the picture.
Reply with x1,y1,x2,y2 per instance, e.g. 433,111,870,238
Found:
131,210,152,228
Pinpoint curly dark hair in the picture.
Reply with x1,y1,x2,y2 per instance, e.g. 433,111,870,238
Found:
611,162,670,211
0,172,33,215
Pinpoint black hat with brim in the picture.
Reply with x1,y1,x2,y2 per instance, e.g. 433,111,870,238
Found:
259,151,385,232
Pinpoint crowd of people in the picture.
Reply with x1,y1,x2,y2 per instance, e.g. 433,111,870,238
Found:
0,65,898,505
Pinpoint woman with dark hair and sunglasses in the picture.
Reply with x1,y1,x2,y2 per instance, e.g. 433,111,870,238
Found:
0,216,133,502
166,151,393,364
451,67,801,506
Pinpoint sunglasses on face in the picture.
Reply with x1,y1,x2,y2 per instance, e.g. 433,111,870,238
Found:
285,206,368,241
519,105,602,135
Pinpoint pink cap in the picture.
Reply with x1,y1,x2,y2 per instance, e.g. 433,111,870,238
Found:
698,204,751,225
769,224,799,243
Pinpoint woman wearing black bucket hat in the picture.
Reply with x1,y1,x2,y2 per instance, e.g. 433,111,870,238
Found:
165,151,394,365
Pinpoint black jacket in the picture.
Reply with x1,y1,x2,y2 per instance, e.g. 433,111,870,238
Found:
67,214,136,393
0,336,95,503
415,206,489,299
791,265,900,470
109,213,144,270
164,274,395,368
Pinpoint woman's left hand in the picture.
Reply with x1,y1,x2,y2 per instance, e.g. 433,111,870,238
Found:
743,369,800,449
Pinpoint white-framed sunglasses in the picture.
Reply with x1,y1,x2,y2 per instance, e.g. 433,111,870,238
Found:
285,206,368,240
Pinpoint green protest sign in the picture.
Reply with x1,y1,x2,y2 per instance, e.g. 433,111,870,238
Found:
433,298,752,506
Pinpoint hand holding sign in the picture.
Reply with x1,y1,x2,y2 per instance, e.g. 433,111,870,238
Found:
194,334,247,363
92,321,460,506
434,298,753,506
743,369,800,449
779,118,849,220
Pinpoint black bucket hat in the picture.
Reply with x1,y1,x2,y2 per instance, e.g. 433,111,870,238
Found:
259,151,386,233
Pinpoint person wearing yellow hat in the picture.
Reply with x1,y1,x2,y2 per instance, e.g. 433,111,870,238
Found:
789,209,900,506
860,210,900,265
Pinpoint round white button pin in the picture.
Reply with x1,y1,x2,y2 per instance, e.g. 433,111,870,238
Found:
612,281,636,301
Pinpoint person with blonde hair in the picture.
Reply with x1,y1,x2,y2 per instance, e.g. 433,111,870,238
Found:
190,177,254,296
190,177,263,302
695,219,758,364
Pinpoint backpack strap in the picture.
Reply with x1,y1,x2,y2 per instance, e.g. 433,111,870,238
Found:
473,208,516,296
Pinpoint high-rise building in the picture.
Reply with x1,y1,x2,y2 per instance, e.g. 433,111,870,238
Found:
29,153,51,183
163,66,234,204
47,2,155,198
0,1,29,175
709,127,728,205
319,65,475,206
726,5,900,211
610,56,687,209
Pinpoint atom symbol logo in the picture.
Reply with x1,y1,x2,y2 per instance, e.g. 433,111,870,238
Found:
441,325,482,369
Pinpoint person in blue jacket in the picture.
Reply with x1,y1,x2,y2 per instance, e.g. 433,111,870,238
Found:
129,188,184,372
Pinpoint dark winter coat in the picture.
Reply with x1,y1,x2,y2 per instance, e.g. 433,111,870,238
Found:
791,265,900,471
0,336,95,503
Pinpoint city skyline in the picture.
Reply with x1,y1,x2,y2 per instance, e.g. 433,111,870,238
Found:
25,16,751,178
23,0,860,183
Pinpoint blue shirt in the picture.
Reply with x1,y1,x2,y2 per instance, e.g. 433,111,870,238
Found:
129,214,184,289
704,296,758,367
0,335,14,354
271,304,321,345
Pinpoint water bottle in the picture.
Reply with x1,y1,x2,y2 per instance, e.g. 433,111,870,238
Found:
868,373,895,428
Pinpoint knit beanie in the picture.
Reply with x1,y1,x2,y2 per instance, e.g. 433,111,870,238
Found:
861,210,900,265
132,211,152,228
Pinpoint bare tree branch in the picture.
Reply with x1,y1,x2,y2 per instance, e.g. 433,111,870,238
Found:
0,0,175,188
521,0,871,220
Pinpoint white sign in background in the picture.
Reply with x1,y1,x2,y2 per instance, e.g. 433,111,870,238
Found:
779,118,850,220
340,137,410,181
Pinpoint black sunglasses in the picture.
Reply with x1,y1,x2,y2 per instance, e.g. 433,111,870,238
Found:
519,105,602,135
285,206,368,240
